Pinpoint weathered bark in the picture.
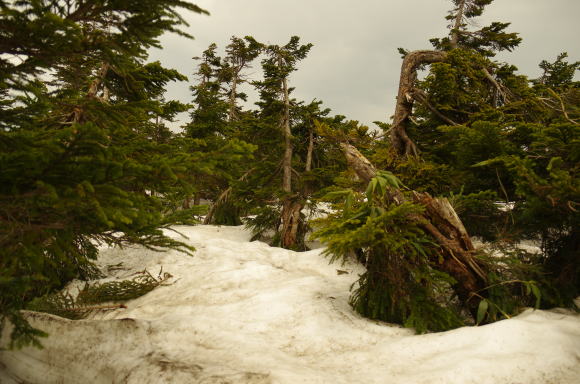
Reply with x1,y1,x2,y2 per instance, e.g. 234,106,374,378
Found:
281,199,304,249
227,68,239,121
450,0,466,49
390,50,448,156
305,129,314,173
278,56,301,248
87,62,110,101
341,142,487,315
66,62,110,124
482,67,513,107
280,60,292,193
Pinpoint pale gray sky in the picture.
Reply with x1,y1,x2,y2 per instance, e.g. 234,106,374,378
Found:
150,0,580,129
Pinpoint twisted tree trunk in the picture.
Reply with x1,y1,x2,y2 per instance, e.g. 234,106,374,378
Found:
390,50,447,156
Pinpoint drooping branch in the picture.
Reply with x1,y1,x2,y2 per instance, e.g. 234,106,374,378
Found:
203,168,255,225
390,50,448,156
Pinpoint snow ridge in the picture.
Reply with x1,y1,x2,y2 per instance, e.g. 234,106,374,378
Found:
1,225,579,383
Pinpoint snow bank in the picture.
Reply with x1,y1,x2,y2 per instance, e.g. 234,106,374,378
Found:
1,225,579,384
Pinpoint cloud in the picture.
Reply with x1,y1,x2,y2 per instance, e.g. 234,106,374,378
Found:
149,0,580,130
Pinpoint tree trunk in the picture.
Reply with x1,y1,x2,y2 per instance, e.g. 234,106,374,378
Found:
341,142,487,315
228,68,239,121
280,61,292,193
390,50,447,156
450,0,466,49
281,199,304,249
278,57,300,248
305,128,314,173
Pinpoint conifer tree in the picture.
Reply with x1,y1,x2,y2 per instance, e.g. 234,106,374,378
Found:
0,0,207,348
184,41,257,224
315,0,567,332
249,37,313,249
389,0,520,156
223,36,262,121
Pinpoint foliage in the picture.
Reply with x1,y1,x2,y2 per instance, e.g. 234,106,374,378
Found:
314,171,560,333
0,0,208,348
312,172,466,333
26,269,171,321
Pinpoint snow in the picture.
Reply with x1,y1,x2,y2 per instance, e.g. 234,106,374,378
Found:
1,225,579,384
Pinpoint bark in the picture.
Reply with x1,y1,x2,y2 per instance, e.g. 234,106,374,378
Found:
280,60,292,193
281,199,304,249
450,0,466,49
482,67,513,106
87,62,110,100
305,129,314,173
341,142,487,315
390,50,448,156
227,68,239,121
277,56,301,248
67,62,110,124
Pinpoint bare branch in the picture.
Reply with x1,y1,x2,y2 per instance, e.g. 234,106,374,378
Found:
410,88,459,126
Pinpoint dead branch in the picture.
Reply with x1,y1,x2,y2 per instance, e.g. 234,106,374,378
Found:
410,88,459,126
482,68,513,106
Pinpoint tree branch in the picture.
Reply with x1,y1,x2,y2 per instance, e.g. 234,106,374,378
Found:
410,88,459,126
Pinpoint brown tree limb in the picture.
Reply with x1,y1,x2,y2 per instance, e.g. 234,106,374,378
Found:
546,88,579,125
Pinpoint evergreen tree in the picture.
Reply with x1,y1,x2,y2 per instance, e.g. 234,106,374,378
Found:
0,0,207,348
184,41,257,225
246,37,314,249
389,0,520,156
314,0,577,333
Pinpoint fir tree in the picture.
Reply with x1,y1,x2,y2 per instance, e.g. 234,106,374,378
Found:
0,0,207,348
184,41,257,225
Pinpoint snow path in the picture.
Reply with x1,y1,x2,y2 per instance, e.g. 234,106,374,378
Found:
1,225,579,383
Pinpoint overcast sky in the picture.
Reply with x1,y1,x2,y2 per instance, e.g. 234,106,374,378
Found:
149,0,580,129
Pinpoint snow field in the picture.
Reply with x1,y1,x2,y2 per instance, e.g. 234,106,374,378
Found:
1,225,579,383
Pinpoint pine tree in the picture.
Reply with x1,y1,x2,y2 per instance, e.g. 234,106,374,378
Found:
314,0,574,332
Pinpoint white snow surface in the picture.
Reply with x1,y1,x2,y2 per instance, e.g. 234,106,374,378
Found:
1,225,579,384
